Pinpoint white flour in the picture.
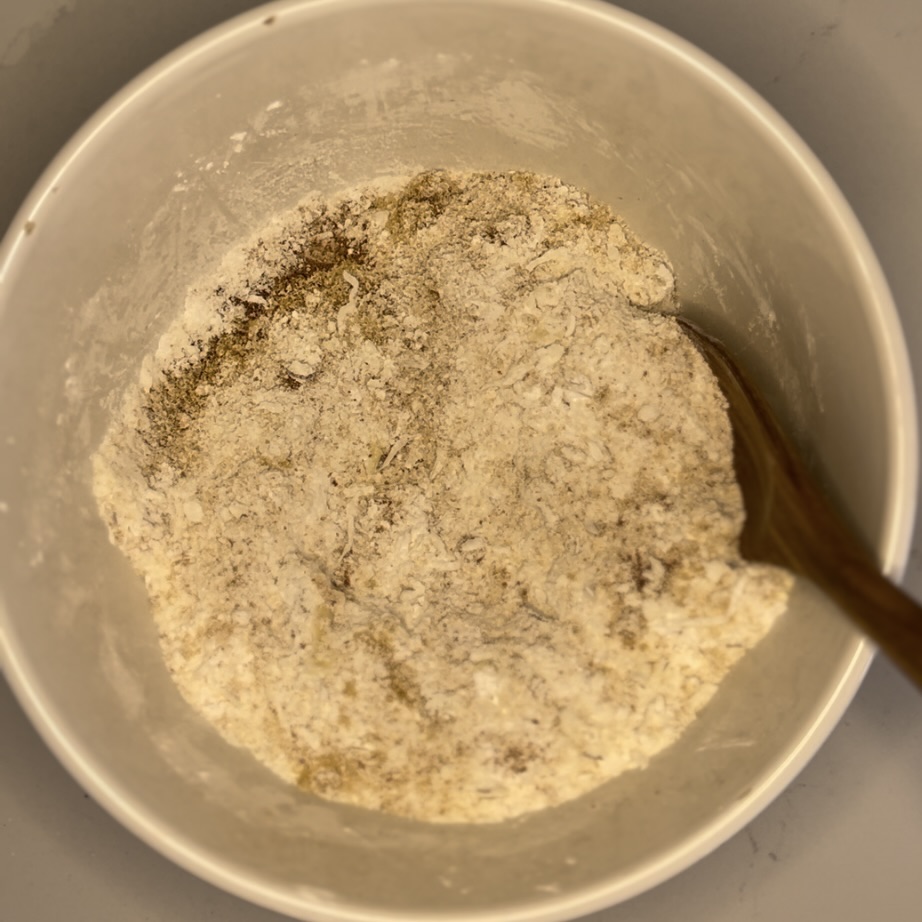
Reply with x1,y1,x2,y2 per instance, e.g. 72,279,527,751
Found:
92,170,791,823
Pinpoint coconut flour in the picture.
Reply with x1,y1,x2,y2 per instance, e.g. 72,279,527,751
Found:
92,170,791,823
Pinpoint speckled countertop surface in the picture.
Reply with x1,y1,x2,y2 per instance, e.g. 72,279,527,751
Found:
2,1,921,920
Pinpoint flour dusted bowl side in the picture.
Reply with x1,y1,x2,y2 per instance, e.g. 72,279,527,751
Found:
0,2,914,921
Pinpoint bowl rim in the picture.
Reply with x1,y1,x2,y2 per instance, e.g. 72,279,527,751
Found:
0,0,917,920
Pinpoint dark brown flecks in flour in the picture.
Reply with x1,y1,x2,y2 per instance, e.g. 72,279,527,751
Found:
93,170,791,823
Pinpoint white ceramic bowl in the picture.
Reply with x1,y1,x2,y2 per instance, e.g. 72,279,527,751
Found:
0,1,916,920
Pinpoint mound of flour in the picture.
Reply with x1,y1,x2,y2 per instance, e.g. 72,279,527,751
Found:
93,170,790,823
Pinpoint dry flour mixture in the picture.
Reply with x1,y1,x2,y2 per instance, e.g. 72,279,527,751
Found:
93,170,791,823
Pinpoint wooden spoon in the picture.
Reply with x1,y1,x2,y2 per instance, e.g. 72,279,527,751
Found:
677,317,922,690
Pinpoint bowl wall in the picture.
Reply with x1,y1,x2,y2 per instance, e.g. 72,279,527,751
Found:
0,2,915,921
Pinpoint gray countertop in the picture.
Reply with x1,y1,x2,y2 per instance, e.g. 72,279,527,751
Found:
2,1,921,920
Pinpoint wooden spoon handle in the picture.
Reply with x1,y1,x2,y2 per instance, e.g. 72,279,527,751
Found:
731,381,922,688
677,317,922,691
734,363,922,690
768,499,922,690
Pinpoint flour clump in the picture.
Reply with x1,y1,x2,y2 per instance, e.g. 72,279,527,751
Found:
92,170,791,823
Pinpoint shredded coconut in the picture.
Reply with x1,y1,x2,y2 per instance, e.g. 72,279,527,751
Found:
92,170,791,823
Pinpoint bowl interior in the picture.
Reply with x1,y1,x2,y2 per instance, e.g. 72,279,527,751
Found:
0,1,913,920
